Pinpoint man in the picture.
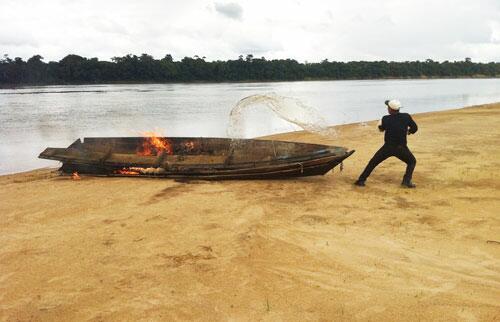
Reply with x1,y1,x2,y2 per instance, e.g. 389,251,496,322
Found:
354,99,418,188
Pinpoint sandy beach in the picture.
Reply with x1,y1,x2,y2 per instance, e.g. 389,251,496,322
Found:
1,103,499,321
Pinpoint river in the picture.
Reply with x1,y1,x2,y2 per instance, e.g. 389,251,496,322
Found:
1,78,499,174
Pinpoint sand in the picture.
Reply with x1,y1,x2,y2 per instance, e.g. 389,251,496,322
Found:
1,103,499,321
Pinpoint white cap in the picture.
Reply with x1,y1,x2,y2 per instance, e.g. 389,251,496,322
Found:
386,99,402,111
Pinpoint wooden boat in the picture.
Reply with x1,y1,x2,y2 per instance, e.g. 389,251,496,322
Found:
39,137,354,179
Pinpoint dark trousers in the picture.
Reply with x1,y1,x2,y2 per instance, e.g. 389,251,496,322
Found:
358,144,416,182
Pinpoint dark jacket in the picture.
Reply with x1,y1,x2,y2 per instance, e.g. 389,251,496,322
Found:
378,112,418,146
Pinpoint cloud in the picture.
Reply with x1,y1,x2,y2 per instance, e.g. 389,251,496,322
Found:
0,0,499,62
0,31,38,47
491,21,500,43
214,2,243,21
88,17,129,36
232,37,282,55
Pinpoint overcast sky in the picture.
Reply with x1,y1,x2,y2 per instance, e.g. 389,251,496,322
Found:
1,0,499,63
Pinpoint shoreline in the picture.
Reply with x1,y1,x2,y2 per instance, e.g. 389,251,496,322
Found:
1,102,499,321
1,75,500,89
1,102,497,177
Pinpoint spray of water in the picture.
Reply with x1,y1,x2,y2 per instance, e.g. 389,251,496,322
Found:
227,93,337,139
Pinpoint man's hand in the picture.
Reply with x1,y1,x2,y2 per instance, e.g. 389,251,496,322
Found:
377,119,384,132
408,127,417,135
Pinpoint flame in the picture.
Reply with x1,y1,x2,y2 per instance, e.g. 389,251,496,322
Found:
115,167,141,175
72,172,81,180
137,131,173,156
114,167,166,176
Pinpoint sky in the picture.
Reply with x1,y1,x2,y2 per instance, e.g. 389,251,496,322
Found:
1,0,499,63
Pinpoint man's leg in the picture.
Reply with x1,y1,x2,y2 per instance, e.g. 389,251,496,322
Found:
356,145,392,183
394,146,417,186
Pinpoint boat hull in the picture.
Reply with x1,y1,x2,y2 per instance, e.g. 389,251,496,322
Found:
39,137,354,180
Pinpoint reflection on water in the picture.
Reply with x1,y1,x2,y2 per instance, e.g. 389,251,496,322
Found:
1,79,499,174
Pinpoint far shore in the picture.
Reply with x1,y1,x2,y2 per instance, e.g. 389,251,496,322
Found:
1,102,499,321
1,75,499,89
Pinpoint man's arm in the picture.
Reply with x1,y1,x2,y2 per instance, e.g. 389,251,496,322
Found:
408,115,418,134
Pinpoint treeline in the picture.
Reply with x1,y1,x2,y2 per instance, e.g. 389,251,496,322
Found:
1,53,499,85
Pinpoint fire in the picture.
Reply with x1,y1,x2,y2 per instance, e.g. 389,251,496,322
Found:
115,167,141,175
114,167,166,176
72,172,81,180
137,131,173,156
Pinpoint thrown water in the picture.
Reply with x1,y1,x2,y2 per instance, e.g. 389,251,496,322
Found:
227,93,336,139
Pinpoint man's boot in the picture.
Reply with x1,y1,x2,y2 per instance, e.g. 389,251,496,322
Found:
401,179,416,188
354,179,366,187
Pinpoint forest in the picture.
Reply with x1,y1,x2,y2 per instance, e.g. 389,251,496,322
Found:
1,53,498,85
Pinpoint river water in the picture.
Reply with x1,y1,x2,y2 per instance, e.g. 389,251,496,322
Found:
1,78,499,174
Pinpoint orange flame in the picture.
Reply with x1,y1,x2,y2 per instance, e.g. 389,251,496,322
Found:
137,131,173,156
72,172,81,180
115,167,141,175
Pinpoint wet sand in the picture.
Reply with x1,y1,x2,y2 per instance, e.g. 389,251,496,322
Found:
1,103,499,321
